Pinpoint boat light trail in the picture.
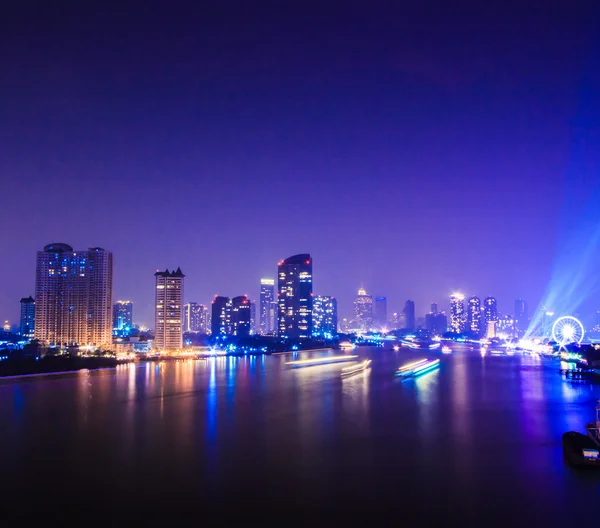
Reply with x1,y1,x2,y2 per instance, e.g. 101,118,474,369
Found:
341,359,372,376
285,355,358,367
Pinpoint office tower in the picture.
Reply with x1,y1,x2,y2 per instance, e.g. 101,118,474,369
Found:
259,279,276,334
354,288,373,326
183,302,206,333
313,296,338,338
211,296,230,336
483,296,498,327
20,296,35,339
391,312,400,329
402,300,416,331
467,296,482,336
450,293,465,333
154,268,184,351
230,296,251,337
514,298,528,333
277,254,313,339
250,301,256,335
497,315,515,338
113,300,133,334
374,297,387,327
34,243,113,348
425,311,448,335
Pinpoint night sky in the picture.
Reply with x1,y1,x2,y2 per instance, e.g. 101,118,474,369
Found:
2,1,599,327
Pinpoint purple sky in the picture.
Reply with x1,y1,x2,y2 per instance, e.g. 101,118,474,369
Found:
1,1,599,327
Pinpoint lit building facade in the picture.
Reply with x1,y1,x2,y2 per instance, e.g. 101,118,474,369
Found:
278,254,313,339
113,300,133,335
467,296,482,336
374,297,387,327
183,302,208,333
402,300,416,331
450,293,465,333
354,288,373,328
20,296,35,339
154,268,184,351
313,296,338,338
230,295,251,337
259,279,276,335
34,243,113,348
211,296,230,336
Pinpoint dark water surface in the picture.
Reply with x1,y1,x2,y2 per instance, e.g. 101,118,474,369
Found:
2,347,600,524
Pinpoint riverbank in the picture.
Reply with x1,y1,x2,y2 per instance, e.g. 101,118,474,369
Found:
0,356,129,378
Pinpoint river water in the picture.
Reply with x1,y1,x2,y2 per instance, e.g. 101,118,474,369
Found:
1,346,600,524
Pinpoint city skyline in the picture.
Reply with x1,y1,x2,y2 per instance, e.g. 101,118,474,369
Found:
2,3,600,329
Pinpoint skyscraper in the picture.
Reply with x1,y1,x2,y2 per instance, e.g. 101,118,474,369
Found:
20,296,35,339
402,300,416,331
312,296,338,338
450,293,465,333
211,296,230,336
183,302,207,333
431,303,438,315
259,278,276,335
425,310,448,335
514,298,528,333
277,254,313,339
483,297,498,335
354,288,373,329
113,300,133,334
154,268,184,351
374,297,387,327
34,243,113,348
467,296,482,336
230,296,252,337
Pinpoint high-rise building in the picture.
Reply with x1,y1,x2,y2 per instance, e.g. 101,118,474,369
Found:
374,297,387,327
354,288,373,327
431,303,438,315
313,296,338,338
391,312,401,329
514,298,528,333
154,268,184,351
250,301,256,335
20,296,35,339
278,254,313,339
450,293,465,333
211,296,230,336
183,302,207,333
425,311,448,335
230,296,251,337
483,296,498,326
402,300,416,331
467,296,482,336
259,279,276,335
34,243,113,348
113,300,133,335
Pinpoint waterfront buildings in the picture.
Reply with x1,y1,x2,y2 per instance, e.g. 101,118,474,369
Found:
19,296,35,339
402,300,416,331
154,268,184,351
183,302,208,333
230,295,251,337
450,293,465,333
34,243,113,348
259,279,276,334
514,298,528,333
425,310,448,335
374,296,387,327
467,296,482,336
211,296,230,336
113,300,133,335
277,254,313,339
313,296,338,338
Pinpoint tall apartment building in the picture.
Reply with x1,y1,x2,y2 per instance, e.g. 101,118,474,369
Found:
34,243,113,348
154,268,184,351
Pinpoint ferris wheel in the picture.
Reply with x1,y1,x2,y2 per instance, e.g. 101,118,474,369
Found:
552,316,584,346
